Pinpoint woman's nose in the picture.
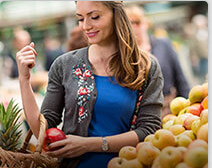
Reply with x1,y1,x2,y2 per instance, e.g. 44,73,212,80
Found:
82,18,92,31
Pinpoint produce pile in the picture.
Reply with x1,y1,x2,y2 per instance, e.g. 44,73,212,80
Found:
108,83,208,168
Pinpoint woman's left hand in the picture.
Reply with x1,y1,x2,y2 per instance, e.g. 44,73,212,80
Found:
45,134,88,158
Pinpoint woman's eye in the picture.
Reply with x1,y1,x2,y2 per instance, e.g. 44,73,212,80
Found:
91,16,99,20
78,18,84,22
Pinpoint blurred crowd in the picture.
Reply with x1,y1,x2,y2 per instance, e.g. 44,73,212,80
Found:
0,2,208,117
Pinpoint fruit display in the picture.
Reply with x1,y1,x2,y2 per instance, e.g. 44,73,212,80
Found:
43,128,66,151
108,83,208,168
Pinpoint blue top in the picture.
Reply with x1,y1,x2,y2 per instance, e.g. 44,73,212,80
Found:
77,75,137,168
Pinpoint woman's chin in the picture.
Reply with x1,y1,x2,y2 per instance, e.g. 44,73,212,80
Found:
88,40,98,44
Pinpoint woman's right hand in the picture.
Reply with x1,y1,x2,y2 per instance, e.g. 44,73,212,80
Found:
16,42,37,81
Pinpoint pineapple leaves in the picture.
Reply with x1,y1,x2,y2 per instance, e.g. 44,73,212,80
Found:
0,99,23,151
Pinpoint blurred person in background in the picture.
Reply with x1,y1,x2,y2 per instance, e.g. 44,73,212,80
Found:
187,14,208,83
66,26,88,51
16,1,164,168
4,28,31,78
44,26,88,71
125,5,190,118
43,36,64,71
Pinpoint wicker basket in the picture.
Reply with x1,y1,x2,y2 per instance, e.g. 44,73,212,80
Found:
0,114,59,168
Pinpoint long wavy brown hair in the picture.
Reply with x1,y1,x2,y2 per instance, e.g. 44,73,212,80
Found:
101,1,151,90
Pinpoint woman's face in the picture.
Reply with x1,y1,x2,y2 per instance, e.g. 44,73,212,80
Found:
76,1,115,45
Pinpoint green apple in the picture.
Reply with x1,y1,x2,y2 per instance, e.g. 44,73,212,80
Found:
144,134,154,143
118,146,137,160
191,118,201,135
159,146,182,168
151,156,162,168
176,134,192,147
197,123,208,143
177,146,187,155
184,147,208,168
107,157,126,168
163,119,175,130
170,97,190,115
175,162,192,168
178,130,195,140
169,124,185,136
200,109,208,125
152,129,176,150
162,114,177,124
178,106,189,115
187,139,208,150
137,142,160,166
121,158,144,168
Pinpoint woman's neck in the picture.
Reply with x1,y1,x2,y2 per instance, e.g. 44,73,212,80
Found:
89,42,118,63
88,42,118,76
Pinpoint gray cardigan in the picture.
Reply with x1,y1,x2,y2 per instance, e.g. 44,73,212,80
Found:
41,47,164,168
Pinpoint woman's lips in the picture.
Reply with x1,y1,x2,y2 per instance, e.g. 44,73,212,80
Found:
86,31,99,38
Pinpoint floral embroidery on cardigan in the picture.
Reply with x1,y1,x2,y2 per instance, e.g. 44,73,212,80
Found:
72,59,94,123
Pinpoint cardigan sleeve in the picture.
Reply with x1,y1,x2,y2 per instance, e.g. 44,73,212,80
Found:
133,56,164,142
40,56,65,128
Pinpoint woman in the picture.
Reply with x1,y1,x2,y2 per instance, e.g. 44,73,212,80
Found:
16,2,163,168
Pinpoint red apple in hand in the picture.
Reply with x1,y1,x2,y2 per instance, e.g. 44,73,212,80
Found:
43,128,66,151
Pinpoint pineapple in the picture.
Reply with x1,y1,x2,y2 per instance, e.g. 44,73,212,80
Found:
0,99,22,152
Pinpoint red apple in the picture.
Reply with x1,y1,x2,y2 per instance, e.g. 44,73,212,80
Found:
174,113,192,125
200,96,208,111
183,114,199,130
187,103,201,116
43,128,66,151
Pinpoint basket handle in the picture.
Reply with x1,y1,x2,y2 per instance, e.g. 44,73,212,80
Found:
20,114,47,153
